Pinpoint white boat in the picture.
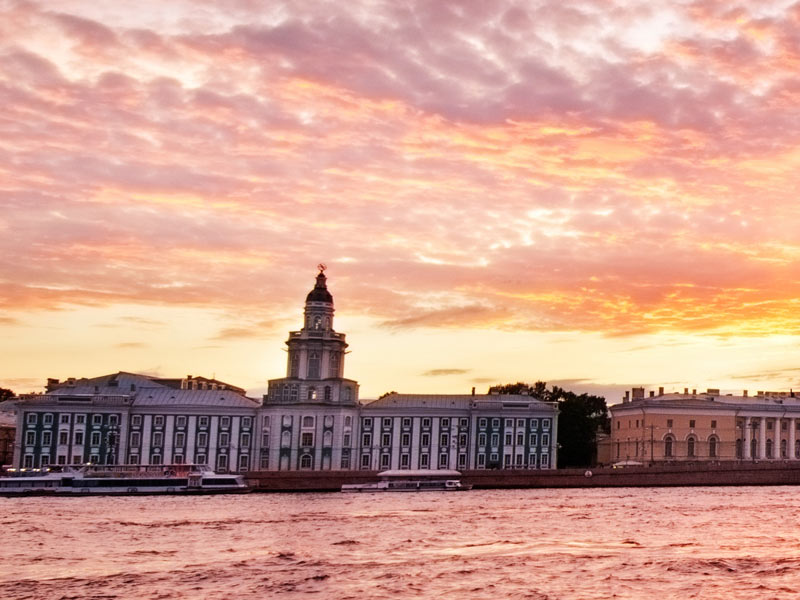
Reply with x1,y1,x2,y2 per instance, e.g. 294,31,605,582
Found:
342,469,472,493
0,464,250,496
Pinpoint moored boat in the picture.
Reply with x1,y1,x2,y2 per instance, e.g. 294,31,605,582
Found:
0,464,250,496
342,469,472,492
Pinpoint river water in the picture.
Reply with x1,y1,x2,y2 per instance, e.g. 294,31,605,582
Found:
2,487,799,599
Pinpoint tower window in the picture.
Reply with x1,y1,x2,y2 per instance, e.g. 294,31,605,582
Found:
308,352,320,379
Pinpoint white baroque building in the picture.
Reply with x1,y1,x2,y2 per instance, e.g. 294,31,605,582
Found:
13,268,558,471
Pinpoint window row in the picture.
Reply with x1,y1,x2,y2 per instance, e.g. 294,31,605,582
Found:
26,413,116,427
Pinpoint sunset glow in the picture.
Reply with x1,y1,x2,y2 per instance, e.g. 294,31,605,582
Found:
3,0,800,400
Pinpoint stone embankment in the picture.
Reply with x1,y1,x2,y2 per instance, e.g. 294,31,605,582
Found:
245,461,800,492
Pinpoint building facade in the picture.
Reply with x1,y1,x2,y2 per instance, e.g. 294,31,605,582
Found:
12,268,558,471
609,386,800,464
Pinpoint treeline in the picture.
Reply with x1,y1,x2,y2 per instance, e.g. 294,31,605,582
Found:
491,381,610,468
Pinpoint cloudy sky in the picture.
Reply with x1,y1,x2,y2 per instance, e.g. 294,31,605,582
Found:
3,0,800,401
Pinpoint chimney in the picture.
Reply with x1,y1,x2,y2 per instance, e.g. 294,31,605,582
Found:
684,388,688,395
649,390,655,397
692,389,696,395
658,386,664,396
624,391,630,402
743,390,748,397
471,387,475,396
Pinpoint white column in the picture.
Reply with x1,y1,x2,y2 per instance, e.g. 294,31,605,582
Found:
744,417,752,459
759,417,767,459
791,418,797,460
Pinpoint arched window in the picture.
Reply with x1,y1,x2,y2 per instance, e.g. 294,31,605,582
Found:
766,438,773,459
300,454,312,469
687,436,696,458
308,387,316,401
324,386,331,401
290,352,299,377
290,385,298,402
308,351,320,379
329,352,339,375
751,437,758,459
781,439,788,458
323,431,332,447
736,438,743,459
708,436,718,458
664,435,674,458
313,315,321,330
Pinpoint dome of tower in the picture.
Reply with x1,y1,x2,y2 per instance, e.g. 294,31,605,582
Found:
306,268,333,304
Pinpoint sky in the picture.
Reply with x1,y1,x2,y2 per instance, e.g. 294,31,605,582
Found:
3,0,800,403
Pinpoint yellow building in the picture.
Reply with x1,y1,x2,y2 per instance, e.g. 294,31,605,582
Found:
609,387,800,464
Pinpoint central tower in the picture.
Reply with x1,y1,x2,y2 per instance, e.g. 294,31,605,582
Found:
265,265,358,406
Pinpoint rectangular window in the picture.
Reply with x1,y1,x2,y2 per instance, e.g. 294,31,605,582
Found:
491,433,499,447
199,416,209,427
130,432,141,447
261,455,270,469
345,416,352,427
438,453,448,468
530,433,538,446
109,415,118,427
458,453,466,468
782,420,788,431
221,416,231,429
343,433,351,447
26,413,37,425
711,420,717,429
43,413,53,425
262,432,270,447
216,454,228,472
401,433,411,447
422,418,431,428
505,418,513,428
380,453,390,468
60,414,69,424
242,417,252,429
197,454,206,465
381,433,391,447
363,418,372,428
42,431,52,445
421,433,430,447
219,432,229,447
383,418,392,428
515,454,524,466
153,432,163,447
490,453,498,464
41,456,50,467
542,419,551,430
91,432,101,446
667,419,673,428
174,454,184,465
530,419,539,430
263,415,270,429
477,453,486,467
93,414,102,425
504,454,512,466
516,433,524,445
541,453,550,469
460,418,468,428
516,419,525,428
402,418,411,428
400,454,410,468
59,431,68,445
492,418,500,428
529,454,537,468
361,454,371,469
301,432,313,447
542,434,550,446
420,453,429,468
478,433,486,446
176,416,187,428
441,418,450,428
362,433,371,447
131,415,142,427
689,420,696,428
479,418,487,428
76,415,85,425
58,455,68,465
239,455,249,471
153,415,164,427
440,433,449,447
25,431,35,445
74,431,83,445
459,433,467,447
505,433,512,445
175,432,185,447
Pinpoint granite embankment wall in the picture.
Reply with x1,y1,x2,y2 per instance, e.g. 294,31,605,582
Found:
245,462,800,492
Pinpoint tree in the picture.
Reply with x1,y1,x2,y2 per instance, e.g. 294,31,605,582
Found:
0,387,14,402
490,382,610,468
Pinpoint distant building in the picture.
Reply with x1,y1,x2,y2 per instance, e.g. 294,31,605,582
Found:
12,267,558,471
609,387,800,463
0,401,15,466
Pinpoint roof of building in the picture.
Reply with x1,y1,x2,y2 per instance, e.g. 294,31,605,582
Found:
132,389,259,408
0,400,15,427
364,393,556,411
47,372,167,395
611,391,800,412
306,270,333,304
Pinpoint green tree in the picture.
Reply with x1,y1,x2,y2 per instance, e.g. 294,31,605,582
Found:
490,382,610,468
0,387,14,402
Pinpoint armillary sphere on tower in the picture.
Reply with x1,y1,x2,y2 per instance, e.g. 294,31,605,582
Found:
318,263,327,273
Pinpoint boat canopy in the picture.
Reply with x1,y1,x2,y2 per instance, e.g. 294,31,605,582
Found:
377,469,462,478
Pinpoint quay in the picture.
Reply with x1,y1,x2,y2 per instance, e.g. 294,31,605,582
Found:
245,461,800,492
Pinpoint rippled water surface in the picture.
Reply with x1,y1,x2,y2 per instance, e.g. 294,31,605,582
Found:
3,487,800,599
